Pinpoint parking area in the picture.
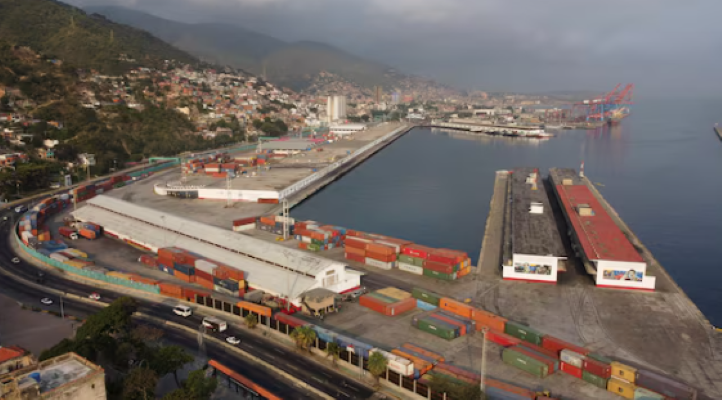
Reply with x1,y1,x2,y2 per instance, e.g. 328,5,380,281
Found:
0,294,77,356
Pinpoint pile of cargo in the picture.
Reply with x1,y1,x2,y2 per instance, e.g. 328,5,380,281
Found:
419,362,480,386
411,310,474,341
76,222,102,240
138,254,159,268
156,247,247,296
232,217,256,232
345,235,409,269
18,196,73,246
359,287,416,316
257,215,296,237
48,248,94,269
294,220,344,251
391,343,444,378
399,245,472,280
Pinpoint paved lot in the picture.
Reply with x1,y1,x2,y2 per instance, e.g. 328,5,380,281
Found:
0,294,77,355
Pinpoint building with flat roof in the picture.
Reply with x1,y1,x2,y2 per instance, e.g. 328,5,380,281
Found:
329,123,366,136
503,168,566,283
0,347,33,376
0,352,105,400
71,196,361,304
549,168,656,291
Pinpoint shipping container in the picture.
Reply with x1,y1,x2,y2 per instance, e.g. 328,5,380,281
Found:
78,229,97,240
398,262,423,275
611,361,637,383
398,253,425,267
335,334,374,359
485,378,536,400
386,297,416,316
423,260,455,274
583,371,609,389
561,361,583,379
502,348,549,378
422,268,456,281
195,259,218,274
237,301,272,317
344,246,366,256
560,349,585,369
367,292,398,304
345,252,365,263
608,377,636,400
365,257,395,270
273,313,308,329
376,287,411,301
439,297,474,319
428,249,467,266
583,358,611,379
196,275,213,289
504,321,544,346
366,242,396,256
635,370,697,400
437,310,476,334
402,244,434,259
370,349,414,376
430,313,467,336
391,349,433,375
366,251,397,263
401,343,444,363
415,317,457,340
472,308,507,332
518,343,560,371
412,287,442,306
541,335,589,357
510,345,557,374
485,329,522,347
634,387,665,400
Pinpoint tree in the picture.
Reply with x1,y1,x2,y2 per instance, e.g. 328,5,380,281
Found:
290,326,316,351
122,368,158,400
368,352,388,386
427,374,485,400
162,369,217,400
325,342,340,366
131,325,164,344
244,313,258,329
150,345,194,388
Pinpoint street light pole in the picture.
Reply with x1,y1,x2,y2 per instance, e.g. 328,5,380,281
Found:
60,295,65,319
480,328,488,394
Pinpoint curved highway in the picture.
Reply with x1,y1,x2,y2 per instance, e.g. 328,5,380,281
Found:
0,208,374,400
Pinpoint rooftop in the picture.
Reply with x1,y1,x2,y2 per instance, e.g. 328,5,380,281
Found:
548,167,584,186
0,346,26,364
555,183,644,263
1,353,102,398
510,168,566,257
258,139,317,151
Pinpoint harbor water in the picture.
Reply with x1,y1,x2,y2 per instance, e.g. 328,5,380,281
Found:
292,98,722,326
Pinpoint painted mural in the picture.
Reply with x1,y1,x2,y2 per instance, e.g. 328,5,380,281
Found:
513,262,552,275
602,270,643,282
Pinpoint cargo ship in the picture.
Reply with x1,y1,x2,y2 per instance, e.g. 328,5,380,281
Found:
607,107,630,126
715,125,722,141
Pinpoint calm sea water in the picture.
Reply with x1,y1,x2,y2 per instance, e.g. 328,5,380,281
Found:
293,99,722,325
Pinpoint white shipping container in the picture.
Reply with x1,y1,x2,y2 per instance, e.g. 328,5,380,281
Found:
195,259,218,274
50,253,69,262
365,258,394,270
21,231,34,243
60,194,70,200
398,262,424,275
205,168,219,173
370,349,414,376
232,223,255,232
560,349,585,368
274,216,296,225
301,236,313,244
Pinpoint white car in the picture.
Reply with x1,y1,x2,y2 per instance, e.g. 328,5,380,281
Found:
40,298,53,305
89,293,101,301
173,305,192,317
11,257,20,264
14,205,27,213
225,336,241,345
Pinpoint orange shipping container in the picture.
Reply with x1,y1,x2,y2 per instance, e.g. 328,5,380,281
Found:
260,216,275,225
216,265,244,280
439,297,474,319
174,270,195,283
159,283,184,297
345,236,371,249
471,308,507,332
298,242,309,250
402,343,445,363
344,246,366,256
391,349,433,374
365,251,396,262
237,301,272,317
366,242,396,256
127,274,159,286
196,276,214,290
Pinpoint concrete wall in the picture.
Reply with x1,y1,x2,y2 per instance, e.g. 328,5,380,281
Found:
505,253,559,283
46,372,106,400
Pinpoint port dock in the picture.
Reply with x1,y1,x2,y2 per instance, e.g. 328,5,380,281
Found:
474,169,722,398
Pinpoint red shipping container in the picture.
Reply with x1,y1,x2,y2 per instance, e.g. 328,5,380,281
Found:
344,246,366,256
260,216,275,225
519,342,560,361
366,251,396,262
402,244,434,259
424,260,455,274
431,313,467,336
386,297,416,316
174,270,195,283
196,276,214,290
541,336,590,357
511,346,556,374
258,198,279,204
216,265,244,280
428,250,465,265
159,283,184,297
345,229,366,238
345,236,370,249
274,313,308,328
437,363,481,383
485,329,522,347
561,361,583,379
583,358,611,378
79,229,97,240
359,294,387,314
195,269,212,282
345,253,366,263
233,217,256,226
484,378,535,399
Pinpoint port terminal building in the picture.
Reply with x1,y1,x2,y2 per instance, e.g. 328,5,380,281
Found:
549,168,656,291
72,195,361,304
503,168,567,283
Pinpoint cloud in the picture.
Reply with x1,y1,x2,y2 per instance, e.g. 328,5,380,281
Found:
69,0,722,95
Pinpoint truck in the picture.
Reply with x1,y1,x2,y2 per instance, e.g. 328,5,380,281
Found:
58,227,79,240
202,317,227,332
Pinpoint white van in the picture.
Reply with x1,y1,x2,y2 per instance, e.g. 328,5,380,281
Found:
202,317,227,332
173,305,192,317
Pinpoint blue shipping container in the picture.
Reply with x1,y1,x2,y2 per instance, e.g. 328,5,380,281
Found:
416,300,437,311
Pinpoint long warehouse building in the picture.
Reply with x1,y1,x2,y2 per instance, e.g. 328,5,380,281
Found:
71,196,362,304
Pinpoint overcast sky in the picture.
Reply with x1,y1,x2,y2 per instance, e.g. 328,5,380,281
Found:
68,0,722,96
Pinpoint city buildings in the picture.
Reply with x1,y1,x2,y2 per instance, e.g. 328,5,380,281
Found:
0,347,33,375
326,95,347,123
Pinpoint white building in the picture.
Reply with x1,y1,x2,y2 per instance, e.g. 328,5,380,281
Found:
329,123,366,136
503,168,566,283
72,196,362,304
327,95,347,123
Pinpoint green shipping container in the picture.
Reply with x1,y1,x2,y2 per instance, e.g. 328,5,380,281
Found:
504,321,544,345
502,348,549,378
582,371,608,389
417,318,456,340
307,243,321,252
311,238,326,246
368,292,399,304
411,287,442,306
634,387,665,400
398,254,425,267
586,353,613,364
423,268,457,281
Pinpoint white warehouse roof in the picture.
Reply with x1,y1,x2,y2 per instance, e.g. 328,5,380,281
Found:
260,139,316,151
72,203,317,300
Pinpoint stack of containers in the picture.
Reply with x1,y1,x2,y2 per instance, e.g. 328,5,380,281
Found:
78,222,102,240
158,282,185,299
344,235,372,263
541,336,589,379
634,370,696,400
138,254,159,268
359,288,416,317
411,287,441,311
391,344,439,378
502,346,552,378
411,313,459,340
234,156,257,167
471,307,508,333
608,362,639,399
397,244,433,275
364,242,397,270
258,216,296,237
195,258,217,290
582,353,612,390
194,257,246,297
295,222,340,252
256,154,267,166
232,217,256,232
504,320,546,346
369,349,414,377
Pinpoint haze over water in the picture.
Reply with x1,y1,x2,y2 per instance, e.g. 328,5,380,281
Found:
293,98,722,326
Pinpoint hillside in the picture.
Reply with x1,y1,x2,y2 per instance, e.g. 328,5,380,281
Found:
85,6,403,91
0,0,198,74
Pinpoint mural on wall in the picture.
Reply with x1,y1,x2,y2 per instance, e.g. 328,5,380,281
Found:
603,270,643,282
513,262,552,275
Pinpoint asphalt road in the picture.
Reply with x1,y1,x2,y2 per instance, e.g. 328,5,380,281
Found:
0,208,374,400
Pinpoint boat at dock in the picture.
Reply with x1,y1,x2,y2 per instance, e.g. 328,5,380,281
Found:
430,120,554,139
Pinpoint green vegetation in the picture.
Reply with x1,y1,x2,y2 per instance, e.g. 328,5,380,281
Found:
252,117,288,137
244,313,258,329
426,374,486,400
0,0,197,74
290,326,316,351
325,342,341,366
367,352,388,385
39,297,212,400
